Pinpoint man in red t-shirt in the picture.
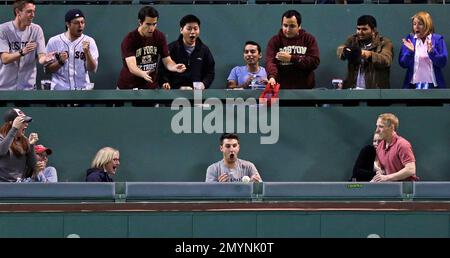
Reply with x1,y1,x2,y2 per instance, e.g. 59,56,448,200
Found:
372,113,418,182
117,6,186,89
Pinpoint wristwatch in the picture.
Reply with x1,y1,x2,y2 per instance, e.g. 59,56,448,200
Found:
55,52,65,66
19,49,24,56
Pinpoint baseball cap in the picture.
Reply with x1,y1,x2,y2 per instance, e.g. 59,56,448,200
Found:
3,108,32,123
65,9,85,23
34,145,53,155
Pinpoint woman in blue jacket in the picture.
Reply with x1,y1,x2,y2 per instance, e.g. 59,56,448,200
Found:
399,11,447,89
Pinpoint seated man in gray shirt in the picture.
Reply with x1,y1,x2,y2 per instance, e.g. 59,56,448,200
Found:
205,133,262,182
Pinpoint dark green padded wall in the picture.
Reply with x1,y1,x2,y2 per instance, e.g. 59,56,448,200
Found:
1,211,450,238
19,106,450,182
1,5,449,89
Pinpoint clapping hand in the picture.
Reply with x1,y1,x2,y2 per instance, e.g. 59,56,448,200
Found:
402,38,414,52
28,132,39,145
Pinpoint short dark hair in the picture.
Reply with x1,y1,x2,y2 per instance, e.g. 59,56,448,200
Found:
220,133,239,145
282,10,301,26
180,14,200,28
138,6,159,23
13,0,34,17
244,41,261,54
357,15,377,30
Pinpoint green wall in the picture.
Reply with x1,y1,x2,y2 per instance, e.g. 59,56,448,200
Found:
1,4,449,89
19,106,450,182
1,211,449,238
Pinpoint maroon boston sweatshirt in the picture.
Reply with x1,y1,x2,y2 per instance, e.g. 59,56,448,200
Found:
265,29,320,89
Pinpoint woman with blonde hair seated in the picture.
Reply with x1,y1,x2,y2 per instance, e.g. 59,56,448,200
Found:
86,147,120,182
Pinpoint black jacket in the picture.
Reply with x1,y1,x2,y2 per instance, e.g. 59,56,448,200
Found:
350,145,376,182
86,168,113,182
160,35,215,89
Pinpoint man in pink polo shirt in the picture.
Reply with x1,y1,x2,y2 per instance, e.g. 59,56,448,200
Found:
372,113,418,182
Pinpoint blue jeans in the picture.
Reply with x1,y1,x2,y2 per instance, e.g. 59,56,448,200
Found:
409,82,436,89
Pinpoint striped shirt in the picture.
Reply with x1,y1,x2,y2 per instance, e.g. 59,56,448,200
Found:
46,33,98,90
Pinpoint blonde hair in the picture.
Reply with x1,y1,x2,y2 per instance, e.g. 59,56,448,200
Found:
378,113,399,131
373,132,382,141
91,147,119,169
411,11,434,36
